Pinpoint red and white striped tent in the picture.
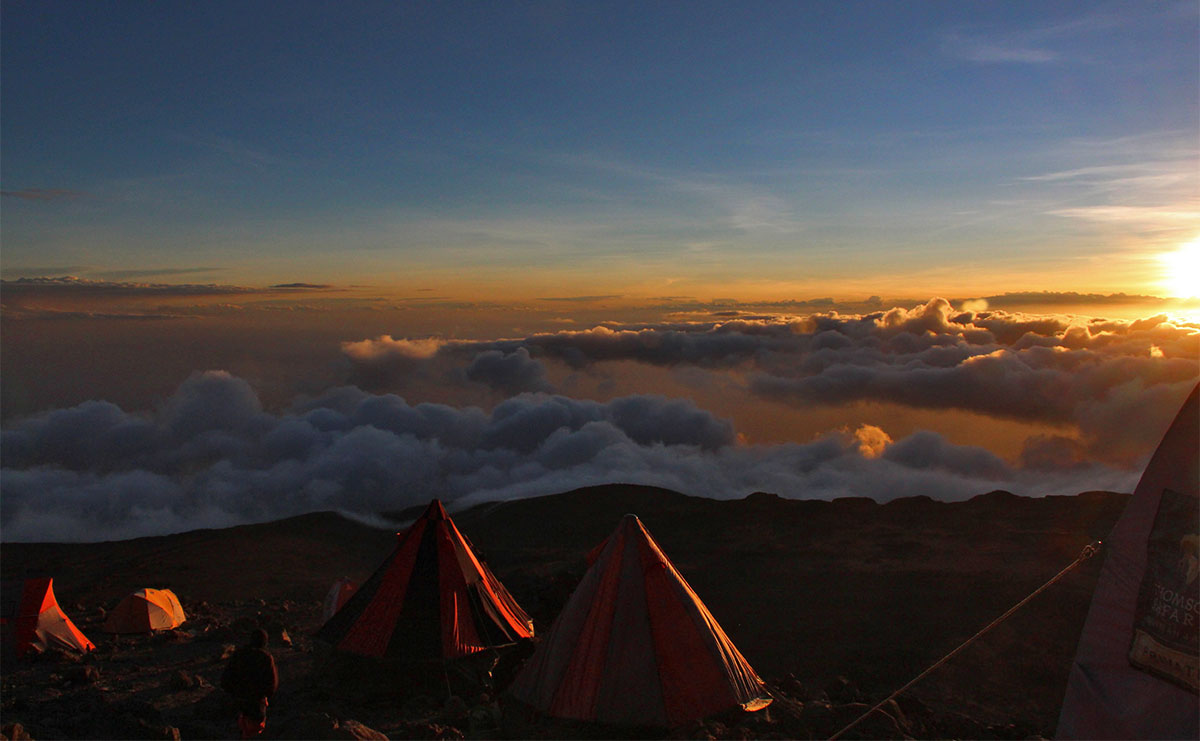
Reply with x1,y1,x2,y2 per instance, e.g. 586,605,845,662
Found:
316,499,533,661
1,578,94,658
509,513,770,727
1057,383,1199,739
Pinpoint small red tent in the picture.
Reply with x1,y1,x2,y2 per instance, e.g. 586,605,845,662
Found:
316,499,534,661
321,577,357,623
508,514,770,727
1,578,95,658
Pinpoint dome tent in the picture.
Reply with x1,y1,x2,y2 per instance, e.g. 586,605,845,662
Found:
102,588,187,633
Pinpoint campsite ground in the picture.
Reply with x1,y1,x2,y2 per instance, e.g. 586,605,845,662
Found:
1,484,1128,740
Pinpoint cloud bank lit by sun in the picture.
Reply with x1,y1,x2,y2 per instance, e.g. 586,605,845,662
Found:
1161,237,1200,299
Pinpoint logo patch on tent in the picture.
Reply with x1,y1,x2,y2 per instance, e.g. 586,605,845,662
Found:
1128,488,1200,693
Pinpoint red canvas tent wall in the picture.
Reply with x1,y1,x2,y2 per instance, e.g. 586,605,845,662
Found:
508,514,770,727
0,578,95,658
316,499,534,661
1057,383,1199,739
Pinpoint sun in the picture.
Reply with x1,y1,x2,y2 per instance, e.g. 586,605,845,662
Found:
1160,237,1200,299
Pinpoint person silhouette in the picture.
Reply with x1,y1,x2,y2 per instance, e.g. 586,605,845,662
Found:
221,629,279,739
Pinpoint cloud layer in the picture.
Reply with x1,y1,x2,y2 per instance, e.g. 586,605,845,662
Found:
344,299,1200,461
2,369,1141,543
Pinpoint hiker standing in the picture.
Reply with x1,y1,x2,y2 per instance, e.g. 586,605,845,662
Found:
221,629,279,739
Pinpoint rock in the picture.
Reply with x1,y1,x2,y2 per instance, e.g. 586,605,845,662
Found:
2,723,33,741
400,694,439,719
271,712,340,740
441,695,468,722
334,719,389,740
43,646,83,664
169,670,199,691
391,722,464,740
231,616,258,635
467,703,500,735
824,675,863,704
65,664,101,685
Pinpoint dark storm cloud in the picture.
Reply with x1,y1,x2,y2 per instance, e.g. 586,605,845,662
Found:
0,370,1135,542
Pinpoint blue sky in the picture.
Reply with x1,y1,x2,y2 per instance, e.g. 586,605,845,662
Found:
2,0,1196,298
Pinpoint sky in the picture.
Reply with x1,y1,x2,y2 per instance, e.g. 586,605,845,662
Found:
2,0,1197,298
1,1,1198,542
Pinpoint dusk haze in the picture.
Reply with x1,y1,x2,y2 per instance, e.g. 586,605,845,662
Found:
1,2,1197,740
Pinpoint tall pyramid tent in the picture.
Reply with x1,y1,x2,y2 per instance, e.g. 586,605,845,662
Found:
102,588,187,633
1057,383,1199,740
316,499,534,661
508,514,770,727
1,578,95,658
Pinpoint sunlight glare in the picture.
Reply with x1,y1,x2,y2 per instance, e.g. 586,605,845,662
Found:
1160,237,1200,298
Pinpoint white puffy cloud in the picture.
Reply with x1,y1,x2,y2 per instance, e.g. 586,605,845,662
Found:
342,298,1199,462
1,369,1141,543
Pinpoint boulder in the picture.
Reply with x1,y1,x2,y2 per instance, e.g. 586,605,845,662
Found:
333,719,389,740
65,665,101,685
1,723,33,741
169,670,200,691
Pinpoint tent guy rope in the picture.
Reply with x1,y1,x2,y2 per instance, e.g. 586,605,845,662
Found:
828,540,1102,741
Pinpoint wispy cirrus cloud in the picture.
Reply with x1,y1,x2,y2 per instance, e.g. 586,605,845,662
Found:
537,295,623,303
1048,205,1200,228
91,267,227,280
943,34,1058,64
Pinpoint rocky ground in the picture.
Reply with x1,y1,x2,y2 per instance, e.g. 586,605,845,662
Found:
1,484,1129,740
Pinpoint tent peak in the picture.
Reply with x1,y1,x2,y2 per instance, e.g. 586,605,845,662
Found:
424,498,449,520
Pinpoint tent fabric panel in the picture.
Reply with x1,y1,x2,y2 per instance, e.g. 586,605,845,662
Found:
317,533,404,644
640,525,766,708
546,526,628,720
637,525,762,725
12,579,52,655
159,589,187,627
103,596,152,633
37,604,95,653
335,518,429,657
444,517,534,639
1057,384,1199,740
592,522,668,727
509,527,625,716
383,521,443,661
437,520,485,658
10,579,93,656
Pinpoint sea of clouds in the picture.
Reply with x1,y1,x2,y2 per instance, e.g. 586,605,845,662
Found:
3,299,1196,542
